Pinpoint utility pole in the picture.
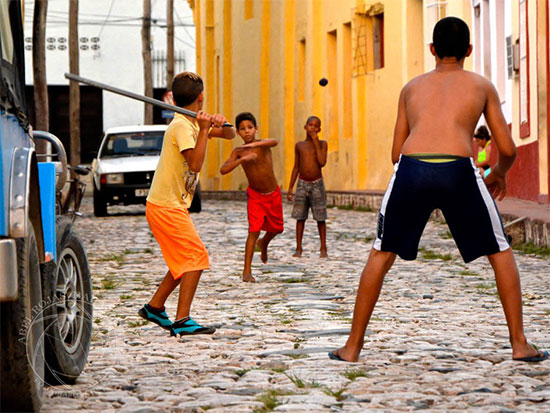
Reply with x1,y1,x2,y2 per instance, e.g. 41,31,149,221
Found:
142,0,153,124
69,0,80,168
166,0,175,90
32,0,48,153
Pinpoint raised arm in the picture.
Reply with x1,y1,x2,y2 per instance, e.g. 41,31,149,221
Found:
483,81,516,200
182,111,212,172
287,144,300,201
209,126,236,139
391,86,410,164
208,114,236,139
311,133,327,167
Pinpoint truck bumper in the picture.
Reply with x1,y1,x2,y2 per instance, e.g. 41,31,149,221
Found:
0,239,17,301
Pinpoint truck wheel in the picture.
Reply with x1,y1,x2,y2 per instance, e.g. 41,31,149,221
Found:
42,217,92,385
0,225,45,412
93,186,107,217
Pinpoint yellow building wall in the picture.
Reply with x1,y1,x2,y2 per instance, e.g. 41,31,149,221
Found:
187,0,474,192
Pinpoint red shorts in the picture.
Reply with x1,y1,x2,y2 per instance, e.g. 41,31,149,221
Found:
247,186,284,233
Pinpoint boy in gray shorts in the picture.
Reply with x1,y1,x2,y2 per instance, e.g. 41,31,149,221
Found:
287,116,329,258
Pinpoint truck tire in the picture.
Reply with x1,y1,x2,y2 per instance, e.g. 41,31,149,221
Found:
42,216,93,385
93,186,107,217
0,225,45,412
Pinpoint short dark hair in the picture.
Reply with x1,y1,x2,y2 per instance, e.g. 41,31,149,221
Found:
235,112,257,129
474,125,491,140
171,72,204,107
306,115,321,125
432,17,470,60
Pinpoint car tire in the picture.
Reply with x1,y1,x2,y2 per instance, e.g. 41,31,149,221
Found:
0,225,44,412
42,216,93,385
93,185,107,217
188,183,201,213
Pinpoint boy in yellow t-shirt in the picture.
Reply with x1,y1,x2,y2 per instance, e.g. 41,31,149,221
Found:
138,72,235,336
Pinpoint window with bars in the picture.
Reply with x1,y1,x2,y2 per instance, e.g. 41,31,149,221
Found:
424,0,446,71
352,3,384,76
152,49,187,89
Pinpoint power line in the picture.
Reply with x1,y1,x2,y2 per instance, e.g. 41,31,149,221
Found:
98,0,116,38
175,5,195,45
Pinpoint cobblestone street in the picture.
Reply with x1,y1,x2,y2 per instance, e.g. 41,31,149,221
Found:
43,197,550,412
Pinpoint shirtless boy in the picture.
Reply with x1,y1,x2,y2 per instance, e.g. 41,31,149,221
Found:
287,116,329,258
330,17,548,363
220,112,283,282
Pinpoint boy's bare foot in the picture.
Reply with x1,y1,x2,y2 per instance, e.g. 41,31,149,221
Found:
292,249,302,258
328,346,360,362
256,239,268,263
512,341,548,361
242,271,256,283
242,274,256,283
320,249,328,258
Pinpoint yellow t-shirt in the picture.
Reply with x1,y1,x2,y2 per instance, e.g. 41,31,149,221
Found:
147,113,200,209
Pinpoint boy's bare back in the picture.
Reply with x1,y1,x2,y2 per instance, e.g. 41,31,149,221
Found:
394,63,514,167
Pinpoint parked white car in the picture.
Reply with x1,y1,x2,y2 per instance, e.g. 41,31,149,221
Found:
91,125,167,216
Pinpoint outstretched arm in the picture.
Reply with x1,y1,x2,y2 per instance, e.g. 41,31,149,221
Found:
238,139,278,150
391,87,410,164
483,82,516,200
220,150,257,175
287,145,300,201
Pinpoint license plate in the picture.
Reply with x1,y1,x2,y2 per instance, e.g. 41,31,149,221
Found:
135,189,149,197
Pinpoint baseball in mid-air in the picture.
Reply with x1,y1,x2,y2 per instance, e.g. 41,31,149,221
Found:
319,78,328,87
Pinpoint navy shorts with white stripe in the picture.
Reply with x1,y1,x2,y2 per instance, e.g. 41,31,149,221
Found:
374,155,509,263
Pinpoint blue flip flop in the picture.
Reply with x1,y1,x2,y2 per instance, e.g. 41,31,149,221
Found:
513,350,549,363
328,351,346,362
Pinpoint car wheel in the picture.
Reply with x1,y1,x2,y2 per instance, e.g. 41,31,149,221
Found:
93,185,107,217
42,217,92,385
188,183,201,213
0,225,44,412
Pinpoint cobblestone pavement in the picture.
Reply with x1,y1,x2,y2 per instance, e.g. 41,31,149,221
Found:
43,197,550,412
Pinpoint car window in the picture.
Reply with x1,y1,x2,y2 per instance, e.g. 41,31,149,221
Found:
100,132,164,157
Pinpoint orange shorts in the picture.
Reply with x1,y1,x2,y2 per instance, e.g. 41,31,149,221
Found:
146,201,209,280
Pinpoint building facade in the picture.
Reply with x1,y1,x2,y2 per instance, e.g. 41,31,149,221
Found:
23,0,196,162
189,0,549,203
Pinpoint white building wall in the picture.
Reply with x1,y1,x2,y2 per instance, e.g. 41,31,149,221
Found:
471,0,512,126
23,0,195,130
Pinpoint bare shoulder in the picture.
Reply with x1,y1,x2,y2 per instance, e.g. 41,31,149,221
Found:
402,72,431,90
464,69,493,88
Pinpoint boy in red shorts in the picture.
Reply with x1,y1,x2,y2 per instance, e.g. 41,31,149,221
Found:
220,112,283,282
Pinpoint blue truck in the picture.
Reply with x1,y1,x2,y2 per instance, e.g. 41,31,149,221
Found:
1,1,92,411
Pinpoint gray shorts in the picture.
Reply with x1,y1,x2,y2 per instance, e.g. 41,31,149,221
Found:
291,178,327,221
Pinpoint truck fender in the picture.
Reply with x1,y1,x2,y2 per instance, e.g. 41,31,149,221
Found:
9,147,46,260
